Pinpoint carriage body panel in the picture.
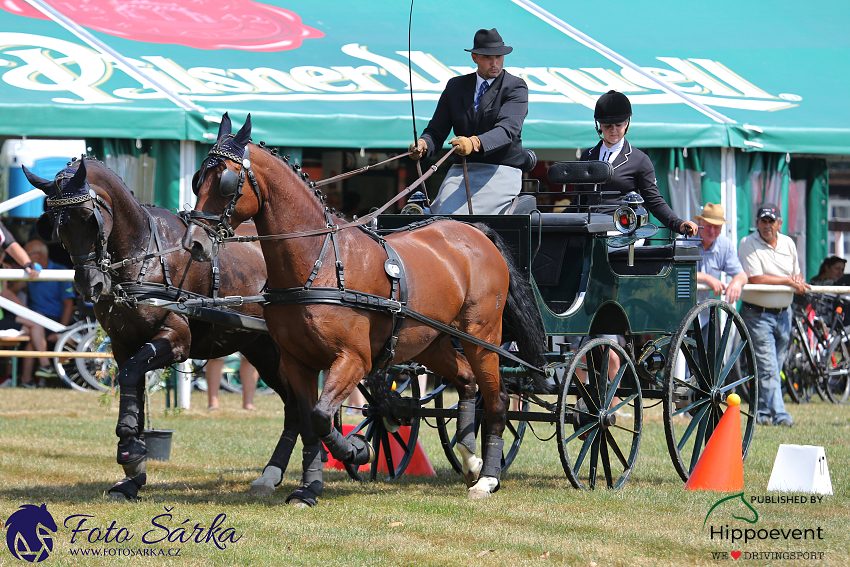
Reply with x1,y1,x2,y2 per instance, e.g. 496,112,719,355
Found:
377,212,699,336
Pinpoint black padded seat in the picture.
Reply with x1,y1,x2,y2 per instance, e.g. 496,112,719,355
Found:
530,212,616,234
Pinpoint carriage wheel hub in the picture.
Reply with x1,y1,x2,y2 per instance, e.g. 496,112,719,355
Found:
599,411,617,428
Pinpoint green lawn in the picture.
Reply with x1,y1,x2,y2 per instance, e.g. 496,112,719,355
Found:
0,388,847,566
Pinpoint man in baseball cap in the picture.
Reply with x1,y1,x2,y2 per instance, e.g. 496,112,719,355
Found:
738,202,810,427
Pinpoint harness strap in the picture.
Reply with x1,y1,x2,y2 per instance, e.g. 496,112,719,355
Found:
304,232,333,290
211,256,221,299
261,286,543,374
327,209,346,291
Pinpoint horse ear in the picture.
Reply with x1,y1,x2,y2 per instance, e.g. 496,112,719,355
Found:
22,165,54,194
69,158,87,189
234,113,252,148
217,112,232,140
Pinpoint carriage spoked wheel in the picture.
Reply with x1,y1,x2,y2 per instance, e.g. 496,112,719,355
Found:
433,375,528,476
556,338,642,490
663,299,757,483
333,368,424,481
53,319,108,392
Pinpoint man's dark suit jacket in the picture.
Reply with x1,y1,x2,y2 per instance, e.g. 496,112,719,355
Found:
420,70,528,168
579,140,685,234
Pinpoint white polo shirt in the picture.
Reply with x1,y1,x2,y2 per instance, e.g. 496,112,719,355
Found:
738,232,800,309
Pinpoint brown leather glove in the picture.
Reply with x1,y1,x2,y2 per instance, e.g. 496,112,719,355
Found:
470,136,482,153
450,136,474,156
408,139,427,160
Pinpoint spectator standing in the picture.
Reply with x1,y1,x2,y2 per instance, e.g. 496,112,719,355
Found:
692,203,748,326
738,203,809,427
206,356,257,411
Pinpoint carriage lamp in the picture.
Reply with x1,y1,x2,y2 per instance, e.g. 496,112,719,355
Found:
401,191,429,214
614,192,648,234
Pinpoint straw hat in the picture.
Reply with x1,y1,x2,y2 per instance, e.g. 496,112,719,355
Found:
694,203,728,226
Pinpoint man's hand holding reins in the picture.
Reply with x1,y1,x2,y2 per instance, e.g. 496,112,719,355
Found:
409,139,428,160
450,136,481,156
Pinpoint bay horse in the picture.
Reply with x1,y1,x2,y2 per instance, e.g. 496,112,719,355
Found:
23,158,305,501
183,114,548,502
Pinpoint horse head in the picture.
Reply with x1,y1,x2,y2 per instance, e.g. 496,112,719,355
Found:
24,158,115,302
183,112,259,262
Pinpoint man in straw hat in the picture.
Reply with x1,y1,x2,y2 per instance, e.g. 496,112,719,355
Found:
693,203,748,309
409,28,534,214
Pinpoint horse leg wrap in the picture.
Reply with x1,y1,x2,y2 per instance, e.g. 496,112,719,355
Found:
480,435,505,485
117,436,148,466
108,473,146,501
116,392,140,439
265,430,298,481
285,444,327,507
121,458,146,479
320,428,374,466
456,400,477,455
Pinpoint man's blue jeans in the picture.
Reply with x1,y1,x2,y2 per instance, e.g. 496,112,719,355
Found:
741,304,792,424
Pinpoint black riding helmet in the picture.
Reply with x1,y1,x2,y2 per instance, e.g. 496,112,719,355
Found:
594,90,632,124
594,90,632,138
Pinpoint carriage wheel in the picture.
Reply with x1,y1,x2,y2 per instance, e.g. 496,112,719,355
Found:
823,334,850,404
433,375,527,476
663,299,757,482
556,338,642,490
333,369,423,481
53,320,107,391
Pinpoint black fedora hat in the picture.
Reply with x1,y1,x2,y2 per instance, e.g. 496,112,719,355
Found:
465,28,513,56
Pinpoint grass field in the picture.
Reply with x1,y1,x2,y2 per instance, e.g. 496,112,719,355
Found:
0,388,847,566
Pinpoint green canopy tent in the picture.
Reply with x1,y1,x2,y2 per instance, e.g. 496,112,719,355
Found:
0,0,844,273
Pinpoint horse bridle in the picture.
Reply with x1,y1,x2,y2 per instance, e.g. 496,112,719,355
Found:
189,135,260,242
42,173,115,276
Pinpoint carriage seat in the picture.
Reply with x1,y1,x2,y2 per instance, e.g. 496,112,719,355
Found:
500,194,537,215
530,212,616,234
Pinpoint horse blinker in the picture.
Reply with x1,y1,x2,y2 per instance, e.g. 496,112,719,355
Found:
219,167,240,197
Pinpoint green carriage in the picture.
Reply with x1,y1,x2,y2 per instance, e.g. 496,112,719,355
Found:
350,161,758,490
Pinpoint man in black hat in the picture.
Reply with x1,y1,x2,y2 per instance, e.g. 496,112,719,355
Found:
409,28,531,214
738,203,809,427
579,90,698,236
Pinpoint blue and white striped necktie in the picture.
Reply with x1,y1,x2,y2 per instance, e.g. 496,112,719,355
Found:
475,81,488,112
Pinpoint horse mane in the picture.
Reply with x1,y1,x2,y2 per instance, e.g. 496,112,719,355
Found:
254,142,346,220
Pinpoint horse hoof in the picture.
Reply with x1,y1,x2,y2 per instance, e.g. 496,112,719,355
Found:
288,499,310,508
248,481,275,498
463,456,483,488
366,440,377,464
467,477,499,500
108,491,131,502
467,487,492,500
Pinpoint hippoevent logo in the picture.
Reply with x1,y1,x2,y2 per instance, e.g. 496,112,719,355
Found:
704,492,827,561
4,505,244,560
5,504,58,563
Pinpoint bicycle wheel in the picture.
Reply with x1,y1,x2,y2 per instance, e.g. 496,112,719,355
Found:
53,320,109,391
784,328,816,404
824,333,850,404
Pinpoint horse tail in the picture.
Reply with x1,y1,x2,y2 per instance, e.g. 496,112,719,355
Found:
474,223,548,376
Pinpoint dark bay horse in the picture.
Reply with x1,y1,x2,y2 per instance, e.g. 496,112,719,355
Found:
23,158,305,500
184,114,547,501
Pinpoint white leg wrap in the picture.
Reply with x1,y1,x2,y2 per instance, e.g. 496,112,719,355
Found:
458,444,482,487
468,476,500,500
248,466,282,497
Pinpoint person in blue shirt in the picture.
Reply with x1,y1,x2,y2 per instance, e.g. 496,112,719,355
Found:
24,239,75,329
693,203,748,310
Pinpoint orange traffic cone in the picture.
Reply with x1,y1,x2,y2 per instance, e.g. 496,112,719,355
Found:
684,393,744,491
324,424,435,476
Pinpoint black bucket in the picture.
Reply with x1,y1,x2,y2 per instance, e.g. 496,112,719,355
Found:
143,429,174,461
